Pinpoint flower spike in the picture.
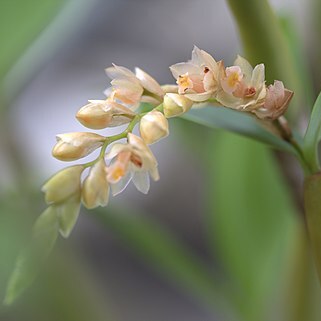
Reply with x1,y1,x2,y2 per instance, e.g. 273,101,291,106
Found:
40,47,294,240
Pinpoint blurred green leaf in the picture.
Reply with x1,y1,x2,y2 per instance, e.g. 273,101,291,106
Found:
23,248,111,321
182,107,297,154
206,132,298,320
4,207,59,305
304,173,321,284
279,14,314,107
0,0,65,81
93,207,236,319
303,91,321,173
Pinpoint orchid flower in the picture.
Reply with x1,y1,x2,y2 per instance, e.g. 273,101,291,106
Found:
106,133,159,195
216,55,266,111
169,46,221,102
105,64,164,110
253,80,294,120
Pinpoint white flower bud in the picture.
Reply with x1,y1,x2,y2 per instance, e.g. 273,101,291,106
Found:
139,110,169,144
42,165,84,204
163,93,193,118
76,100,135,129
82,159,110,209
52,132,105,161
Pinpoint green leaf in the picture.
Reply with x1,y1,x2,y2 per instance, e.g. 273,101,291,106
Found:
206,132,299,320
182,106,297,154
304,173,321,283
4,207,59,305
279,14,314,108
303,91,321,173
0,0,65,81
93,207,236,319
55,195,81,238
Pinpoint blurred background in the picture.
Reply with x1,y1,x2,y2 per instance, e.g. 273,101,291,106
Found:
1,0,321,320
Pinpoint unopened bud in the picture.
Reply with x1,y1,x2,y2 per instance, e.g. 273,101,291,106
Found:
140,110,169,144
76,100,135,129
55,194,81,238
82,159,110,209
163,93,193,118
52,132,105,161
42,165,84,204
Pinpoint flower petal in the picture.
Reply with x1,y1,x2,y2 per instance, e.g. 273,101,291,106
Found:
105,64,138,82
82,159,110,209
149,166,160,181
191,46,218,72
184,92,213,102
106,143,132,160
250,64,265,88
111,171,133,196
169,62,201,79
53,132,104,161
140,95,162,105
42,166,84,204
234,55,253,81
132,171,150,194
216,90,243,109
135,67,164,96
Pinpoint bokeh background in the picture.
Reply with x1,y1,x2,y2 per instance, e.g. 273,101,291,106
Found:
1,0,321,320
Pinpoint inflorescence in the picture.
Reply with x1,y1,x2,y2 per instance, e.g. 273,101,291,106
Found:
42,46,293,237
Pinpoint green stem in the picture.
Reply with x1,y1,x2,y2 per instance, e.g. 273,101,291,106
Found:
83,103,164,168
83,115,141,169
274,117,314,175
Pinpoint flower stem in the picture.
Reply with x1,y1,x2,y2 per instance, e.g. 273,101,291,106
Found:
82,114,141,169
274,117,314,175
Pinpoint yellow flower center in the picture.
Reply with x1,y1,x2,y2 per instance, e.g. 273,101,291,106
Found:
110,166,125,181
177,73,193,93
227,72,242,88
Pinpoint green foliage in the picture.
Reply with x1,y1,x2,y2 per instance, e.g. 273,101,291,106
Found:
0,0,65,82
304,174,321,282
94,206,237,319
0,0,65,81
279,15,314,107
304,91,321,173
206,132,299,320
182,106,297,154
4,207,59,305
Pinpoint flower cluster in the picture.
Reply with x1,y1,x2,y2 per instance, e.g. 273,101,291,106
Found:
42,46,293,237
169,46,293,119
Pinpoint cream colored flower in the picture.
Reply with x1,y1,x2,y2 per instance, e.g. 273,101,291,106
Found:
42,165,84,204
253,80,294,120
140,110,169,144
76,100,136,129
106,133,159,195
163,93,193,118
216,56,266,111
169,46,221,102
82,159,110,209
105,64,164,110
52,132,105,161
